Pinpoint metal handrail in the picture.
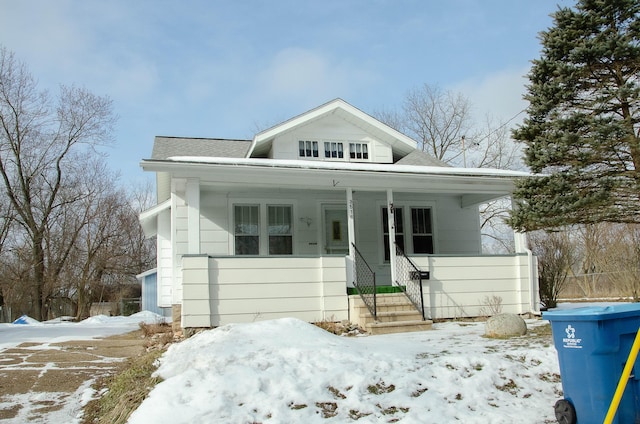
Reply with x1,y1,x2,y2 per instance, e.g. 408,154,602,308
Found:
394,243,427,320
351,243,377,319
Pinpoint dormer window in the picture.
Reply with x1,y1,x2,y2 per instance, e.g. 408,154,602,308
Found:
299,140,318,158
298,140,369,162
324,142,344,159
349,143,369,160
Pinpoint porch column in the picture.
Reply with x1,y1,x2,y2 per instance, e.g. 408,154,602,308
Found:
186,178,200,254
347,188,356,257
514,230,540,314
346,188,356,286
387,189,397,285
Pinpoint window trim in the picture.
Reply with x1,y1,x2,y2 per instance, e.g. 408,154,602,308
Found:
267,204,293,255
298,140,319,158
378,202,436,263
233,204,260,255
230,199,296,256
349,142,370,161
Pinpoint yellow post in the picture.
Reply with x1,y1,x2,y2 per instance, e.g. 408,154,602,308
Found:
604,327,640,424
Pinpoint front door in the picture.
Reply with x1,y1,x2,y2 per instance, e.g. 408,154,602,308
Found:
323,206,349,255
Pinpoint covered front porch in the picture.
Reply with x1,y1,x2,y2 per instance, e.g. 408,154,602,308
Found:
141,157,539,331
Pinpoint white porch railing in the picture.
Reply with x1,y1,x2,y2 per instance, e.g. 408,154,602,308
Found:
180,253,538,329
181,255,348,328
408,254,538,320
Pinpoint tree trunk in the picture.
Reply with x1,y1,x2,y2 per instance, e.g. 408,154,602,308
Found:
32,234,46,321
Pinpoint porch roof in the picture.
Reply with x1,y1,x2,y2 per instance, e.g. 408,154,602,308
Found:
139,198,170,237
141,156,532,206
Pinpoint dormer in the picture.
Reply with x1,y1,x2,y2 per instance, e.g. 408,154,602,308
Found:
246,98,418,164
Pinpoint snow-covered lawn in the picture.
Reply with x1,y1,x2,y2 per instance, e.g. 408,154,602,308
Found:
129,317,562,424
0,312,161,351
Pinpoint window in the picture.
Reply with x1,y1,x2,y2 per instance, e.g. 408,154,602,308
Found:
233,203,294,255
324,142,344,159
382,206,434,260
299,140,318,158
411,208,434,254
268,205,293,255
234,205,259,255
382,207,404,261
349,143,369,160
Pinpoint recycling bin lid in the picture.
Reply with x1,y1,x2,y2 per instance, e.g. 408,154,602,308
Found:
543,303,640,321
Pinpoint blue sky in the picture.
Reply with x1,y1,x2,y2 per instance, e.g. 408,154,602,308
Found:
0,0,569,184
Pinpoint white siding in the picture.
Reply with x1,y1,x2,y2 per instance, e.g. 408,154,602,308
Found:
182,255,212,328
270,115,394,163
157,210,173,307
409,254,535,319
200,191,230,255
431,195,481,254
173,191,188,304
194,189,483,279
182,256,349,327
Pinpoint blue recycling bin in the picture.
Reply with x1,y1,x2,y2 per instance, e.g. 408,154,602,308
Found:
543,304,640,424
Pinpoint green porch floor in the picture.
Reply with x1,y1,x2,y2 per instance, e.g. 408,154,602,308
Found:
347,286,404,295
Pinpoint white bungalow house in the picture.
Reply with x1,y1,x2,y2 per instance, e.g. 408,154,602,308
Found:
139,99,539,334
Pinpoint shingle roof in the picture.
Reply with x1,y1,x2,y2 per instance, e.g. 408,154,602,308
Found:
395,149,450,167
151,136,251,160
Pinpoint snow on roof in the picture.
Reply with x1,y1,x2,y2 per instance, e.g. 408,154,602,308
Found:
163,155,532,178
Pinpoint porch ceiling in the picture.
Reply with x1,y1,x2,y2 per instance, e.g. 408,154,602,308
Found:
141,158,525,205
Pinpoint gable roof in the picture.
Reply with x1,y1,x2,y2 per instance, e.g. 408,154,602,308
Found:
247,98,418,159
152,136,251,160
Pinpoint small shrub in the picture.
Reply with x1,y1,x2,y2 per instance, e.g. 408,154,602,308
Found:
479,295,503,316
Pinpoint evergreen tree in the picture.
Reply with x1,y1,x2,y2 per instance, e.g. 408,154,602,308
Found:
509,0,640,231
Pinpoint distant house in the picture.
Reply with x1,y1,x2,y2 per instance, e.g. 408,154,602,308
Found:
139,99,538,333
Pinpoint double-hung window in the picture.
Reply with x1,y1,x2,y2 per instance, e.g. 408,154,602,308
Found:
268,205,293,255
381,206,434,260
411,208,434,254
234,204,293,255
234,205,259,255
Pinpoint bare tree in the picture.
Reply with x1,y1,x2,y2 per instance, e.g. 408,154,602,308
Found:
591,224,640,301
401,84,474,164
529,230,577,309
0,46,115,320
375,85,526,253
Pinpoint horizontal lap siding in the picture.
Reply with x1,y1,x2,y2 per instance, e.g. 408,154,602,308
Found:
182,255,211,328
208,256,348,326
409,255,533,319
200,192,229,255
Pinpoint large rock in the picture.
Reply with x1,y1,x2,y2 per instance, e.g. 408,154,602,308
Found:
485,313,527,338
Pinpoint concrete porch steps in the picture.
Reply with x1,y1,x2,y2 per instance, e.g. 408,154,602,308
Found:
349,293,433,335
